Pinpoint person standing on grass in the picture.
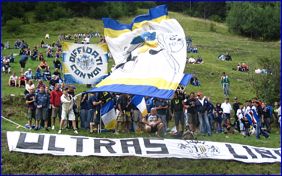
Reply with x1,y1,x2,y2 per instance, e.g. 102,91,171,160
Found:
58,87,78,134
221,72,230,96
195,92,211,136
221,98,232,133
50,83,62,130
25,88,36,129
171,93,185,135
34,86,50,131
154,98,169,134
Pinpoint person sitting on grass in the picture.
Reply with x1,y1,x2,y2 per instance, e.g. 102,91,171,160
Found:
53,57,62,70
31,46,38,60
34,67,42,81
142,108,164,137
38,59,49,71
38,52,44,61
46,47,53,58
18,72,27,88
53,68,61,78
24,68,33,81
43,67,51,81
2,56,11,74
8,72,18,87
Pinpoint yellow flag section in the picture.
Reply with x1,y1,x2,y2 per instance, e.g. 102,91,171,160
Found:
100,100,117,129
88,5,187,99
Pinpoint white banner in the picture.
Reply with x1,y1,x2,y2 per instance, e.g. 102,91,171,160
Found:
62,42,108,84
88,5,189,99
7,131,280,163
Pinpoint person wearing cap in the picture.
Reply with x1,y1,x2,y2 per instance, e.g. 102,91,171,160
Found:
195,92,211,136
58,87,78,134
171,93,185,135
221,98,232,133
220,72,230,96
24,68,33,81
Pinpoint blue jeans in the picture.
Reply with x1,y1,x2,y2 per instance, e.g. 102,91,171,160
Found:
208,112,214,131
222,83,229,96
256,121,269,139
80,109,88,129
198,111,211,135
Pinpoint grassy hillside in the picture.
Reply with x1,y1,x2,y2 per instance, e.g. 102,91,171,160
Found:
1,9,280,174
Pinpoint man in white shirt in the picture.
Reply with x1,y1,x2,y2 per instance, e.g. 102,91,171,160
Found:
58,87,78,134
221,98,232,132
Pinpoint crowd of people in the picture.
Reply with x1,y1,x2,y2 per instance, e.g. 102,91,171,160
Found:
22,81,281,139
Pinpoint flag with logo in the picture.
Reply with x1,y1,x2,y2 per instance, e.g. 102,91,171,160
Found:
100,99,117,129
62,42,108,84
131,95,148,117
87,5,191,99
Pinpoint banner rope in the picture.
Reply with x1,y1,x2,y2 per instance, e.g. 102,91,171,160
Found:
1,116,27,129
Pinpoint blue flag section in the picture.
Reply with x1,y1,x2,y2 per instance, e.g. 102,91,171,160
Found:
87,5,191,99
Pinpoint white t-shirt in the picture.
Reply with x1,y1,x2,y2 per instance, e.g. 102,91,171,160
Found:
221,102,232,114
236,109,244,120
26,83,35,92
147,114,158,122
9,75,17,81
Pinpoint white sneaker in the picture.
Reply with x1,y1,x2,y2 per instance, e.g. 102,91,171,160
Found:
58,130,62,134
52,126,55,130
74,130,78,134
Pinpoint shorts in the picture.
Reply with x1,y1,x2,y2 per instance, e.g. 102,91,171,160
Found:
61,109,75,121
36,107,48,120
27,108,36,119
51,107,61,118
117,111,130,122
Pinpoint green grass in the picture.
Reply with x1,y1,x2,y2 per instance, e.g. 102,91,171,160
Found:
1,9,281,174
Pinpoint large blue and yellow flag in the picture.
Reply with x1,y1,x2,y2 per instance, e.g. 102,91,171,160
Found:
88,5,190,99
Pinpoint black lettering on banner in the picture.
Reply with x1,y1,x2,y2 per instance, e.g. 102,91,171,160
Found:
69,56,75,63
96,57,103,65
242,146,257,159
79,72,86,79
77,47,82,54
254,148,277,159
71,50,77,58
94,139,116,153
71,137,88,153
144,139,169,154
16,133,44,150
86,47,92,54
225,144,248,159
70,64,77,71
48,136,65,152
93,67,101,76
92,50,99,58
274,150,281,157
120,139,142,155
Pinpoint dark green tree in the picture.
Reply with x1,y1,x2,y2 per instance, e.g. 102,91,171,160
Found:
226,2,280,40
250,57,280,104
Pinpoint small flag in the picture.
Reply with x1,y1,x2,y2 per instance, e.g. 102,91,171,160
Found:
131,95,148,117
100,100,117,129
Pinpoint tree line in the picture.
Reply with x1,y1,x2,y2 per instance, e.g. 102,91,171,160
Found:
2,1,280,40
